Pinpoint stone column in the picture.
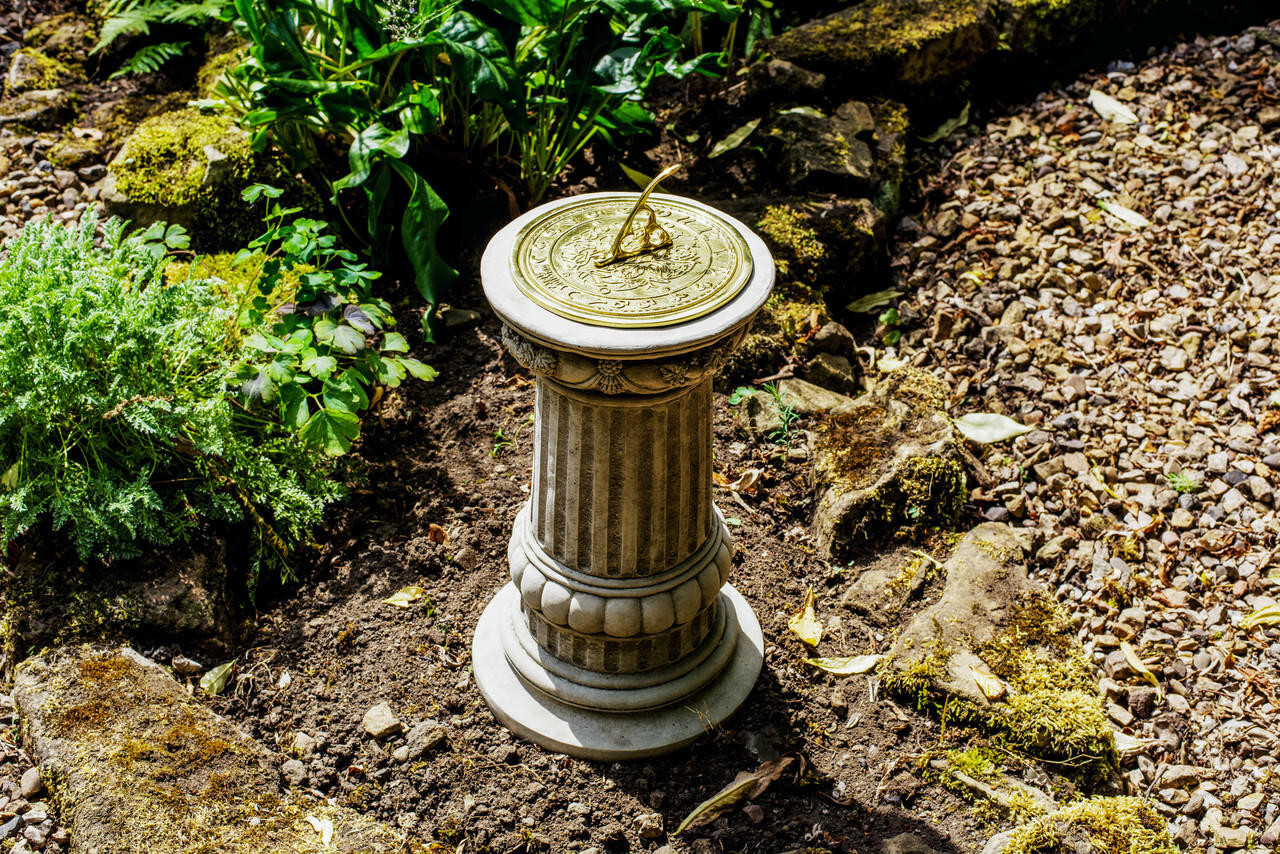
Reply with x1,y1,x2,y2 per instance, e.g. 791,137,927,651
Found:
472,191,774,759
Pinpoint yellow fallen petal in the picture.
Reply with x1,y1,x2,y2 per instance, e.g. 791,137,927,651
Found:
787,586,822,647
969,664,1008,701
804,655,882,675
382,585,426,608
1241,603,1280,630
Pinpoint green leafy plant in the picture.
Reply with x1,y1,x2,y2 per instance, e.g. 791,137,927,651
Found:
232,184,437,456
727,385,753,405
94,0,229,78
1165,471,1203,494
218,0,736,331
877,306,901,346
763,381,798,446
0,211,340,578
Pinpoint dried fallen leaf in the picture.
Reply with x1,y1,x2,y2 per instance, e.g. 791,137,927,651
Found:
199,660,235,697
1241,603,1280,630
1120,641,1163,699
969,664,1008,701
427,523,449,545
171,655,202,676
728,468,763,495
1088,89,1138,124
1114,729,1156,758
708,118,761,158
382,585,426,608
304,815,334,848
787,587,822,646
952,412,1033,444
804,655,882,675
675,758,793,834
1099,198,1150,229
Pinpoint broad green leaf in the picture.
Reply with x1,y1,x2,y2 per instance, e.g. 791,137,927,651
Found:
804,655,882,675
299,407,361,456
381,332,409,352
301,354,337,379
708,118,760,158
787,586,822,646
433,13,516,103
331,324,366,355
282,385,310,431
920,101,969,143
846,289,902,313
200,660,235,696
401,358,438,381
952,412,1032,444
1099,199,1150,229
241,369,279,405
382,585,426,608
726,386,753,406
675,758,792,835
389,161,456,315
1088,89,1138,124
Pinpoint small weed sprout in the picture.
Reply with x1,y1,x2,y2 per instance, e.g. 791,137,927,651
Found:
1165,471,1203,494
764,382,800,446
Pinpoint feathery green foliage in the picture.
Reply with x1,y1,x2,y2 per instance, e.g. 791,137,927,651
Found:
0,211,341,579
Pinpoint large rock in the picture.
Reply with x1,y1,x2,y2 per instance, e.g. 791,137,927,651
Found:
811,367,964,557
14,646,416,853
23,13,98,63
0,89,79,131
4,531,236,665
5,49,84,96
879,523,1115,769
770,0,998,87
763,104,875,189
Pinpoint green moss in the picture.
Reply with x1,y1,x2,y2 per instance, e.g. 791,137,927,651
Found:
24,13,98,63
4,48,83,95
883,593,1116,781
113,108,255,207
197,48,243,98
720,284,828,383
757,205,827,283
1002,797,1178,854
772,0,992,81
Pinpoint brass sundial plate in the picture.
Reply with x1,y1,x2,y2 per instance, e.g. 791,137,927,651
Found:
511,195,753,329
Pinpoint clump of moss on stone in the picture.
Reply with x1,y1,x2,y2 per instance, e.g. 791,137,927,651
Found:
757,204,827,283
772,0,994,83
4,48,84,95
1002,797,1178,854
113,108,254,207
197,48,242,98
882,592,1115,781
24,13,98,63
720,284,828,383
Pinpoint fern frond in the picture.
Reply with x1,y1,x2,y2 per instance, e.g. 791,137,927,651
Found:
108,40,188,79
94,0,181,52
162,1,227,24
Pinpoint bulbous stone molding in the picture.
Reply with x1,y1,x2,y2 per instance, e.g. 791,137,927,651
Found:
508,503,733,640
501,323,743,395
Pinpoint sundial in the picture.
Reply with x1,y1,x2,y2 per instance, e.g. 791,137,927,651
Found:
510,165,753,328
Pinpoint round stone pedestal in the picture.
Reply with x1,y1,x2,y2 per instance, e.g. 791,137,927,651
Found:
473,190,775,760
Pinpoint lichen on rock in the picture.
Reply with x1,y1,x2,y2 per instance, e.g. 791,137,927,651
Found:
14,645,421,853
811,367,965,555
878,523,1116,779
23,13,98,64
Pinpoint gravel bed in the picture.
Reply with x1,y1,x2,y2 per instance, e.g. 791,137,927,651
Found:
894,20,1280,854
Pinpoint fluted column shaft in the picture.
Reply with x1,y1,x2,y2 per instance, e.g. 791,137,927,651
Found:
531,377,714,578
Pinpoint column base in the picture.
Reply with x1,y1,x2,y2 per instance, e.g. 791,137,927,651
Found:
473,583,763,760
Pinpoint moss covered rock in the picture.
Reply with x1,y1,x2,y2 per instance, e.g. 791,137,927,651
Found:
14,646,421,852
770,0,997,86
719,283,828,384
992,796,1177,854
811,367,965,555
23,12,98,63
0,88,79,131
879,523,1116,777
4,48,84,96
101,107,289,249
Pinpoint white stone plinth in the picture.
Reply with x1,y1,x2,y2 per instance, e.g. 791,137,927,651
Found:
473,192,775,760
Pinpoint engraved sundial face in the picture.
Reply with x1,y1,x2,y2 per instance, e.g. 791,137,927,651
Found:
511,194,752,328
